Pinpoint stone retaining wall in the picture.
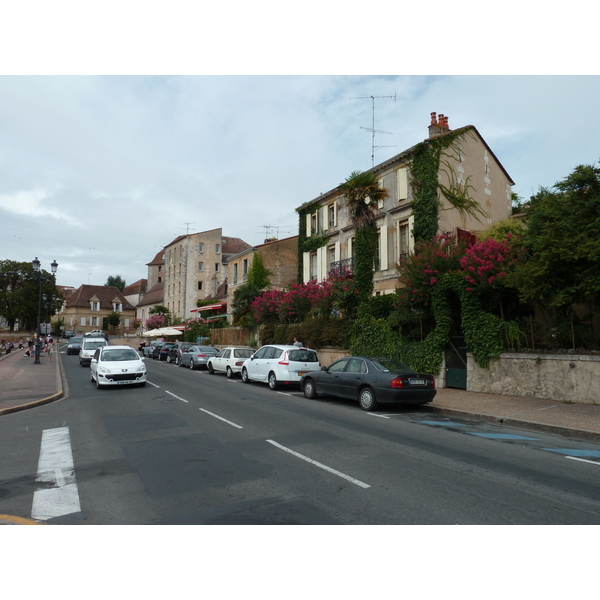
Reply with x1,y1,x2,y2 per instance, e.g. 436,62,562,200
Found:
468,352,600,404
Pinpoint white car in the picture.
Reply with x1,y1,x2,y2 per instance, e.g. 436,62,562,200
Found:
85,330,105,337
241,344,320,390
207,347,254,378
79,337,109,366
90,345,147,389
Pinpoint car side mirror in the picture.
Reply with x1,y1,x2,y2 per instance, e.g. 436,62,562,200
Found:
321,366,328,371
91,358,98,364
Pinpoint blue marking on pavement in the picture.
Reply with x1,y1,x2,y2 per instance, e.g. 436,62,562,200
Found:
466,433,540,441
542,449,600,458
413,420,467,427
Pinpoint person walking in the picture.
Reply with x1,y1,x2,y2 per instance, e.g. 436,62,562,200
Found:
26,338,34,357
293,337,303,348
47,337,55,361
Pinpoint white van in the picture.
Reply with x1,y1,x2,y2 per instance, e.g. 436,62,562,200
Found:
79,337,109,366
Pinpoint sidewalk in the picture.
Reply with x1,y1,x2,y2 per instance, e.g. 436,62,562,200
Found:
0,345,599,441
0,345,63,416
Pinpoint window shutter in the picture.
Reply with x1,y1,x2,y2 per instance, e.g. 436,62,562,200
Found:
306,213,311,237
303,252,310,283
397,168,408,201
408,215,415,253
379,226,388,271
334,241,340,262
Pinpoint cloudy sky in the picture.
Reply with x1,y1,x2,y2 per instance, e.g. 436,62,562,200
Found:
2,6,598,292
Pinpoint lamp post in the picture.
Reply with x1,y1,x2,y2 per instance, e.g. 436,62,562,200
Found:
32,257,58,365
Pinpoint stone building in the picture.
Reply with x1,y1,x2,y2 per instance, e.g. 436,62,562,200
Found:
296,112,515,294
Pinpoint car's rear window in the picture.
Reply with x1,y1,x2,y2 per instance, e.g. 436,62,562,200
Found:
288,349,319,363
234,349,253,358
370,358,415,373
84,340,106,349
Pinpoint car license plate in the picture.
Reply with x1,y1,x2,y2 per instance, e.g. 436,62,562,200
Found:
409,378,426,385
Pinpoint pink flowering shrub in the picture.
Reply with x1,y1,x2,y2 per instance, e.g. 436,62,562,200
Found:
145,314,167,330
459,235,517,292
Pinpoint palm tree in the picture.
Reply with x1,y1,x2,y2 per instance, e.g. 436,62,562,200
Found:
339,170,389,301
339,170,389,229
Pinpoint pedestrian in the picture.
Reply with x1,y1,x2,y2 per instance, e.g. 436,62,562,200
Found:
47,337,55,361
293,337,303,348
18,338,24,350
6,341,14,354
26,337,34,357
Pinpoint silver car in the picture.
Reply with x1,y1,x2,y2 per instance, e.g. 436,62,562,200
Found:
179,345,219,370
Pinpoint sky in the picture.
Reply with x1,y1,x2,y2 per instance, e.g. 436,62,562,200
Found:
3,74,600,290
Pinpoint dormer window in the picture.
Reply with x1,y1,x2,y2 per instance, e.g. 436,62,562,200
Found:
91,301,100,311
113,302,123,312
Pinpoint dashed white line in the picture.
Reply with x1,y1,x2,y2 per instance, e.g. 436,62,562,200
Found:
367,413,390,419
276,392,293,397
165,390,189,403
266,439,371,488
147,381,160,388
199,408,243,429
566,456,600,466
32,427,81,521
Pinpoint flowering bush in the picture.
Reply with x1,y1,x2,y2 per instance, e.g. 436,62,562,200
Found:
145,314,167,330
459,236,517,292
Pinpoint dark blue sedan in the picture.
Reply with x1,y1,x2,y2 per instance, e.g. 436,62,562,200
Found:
300,356,436,411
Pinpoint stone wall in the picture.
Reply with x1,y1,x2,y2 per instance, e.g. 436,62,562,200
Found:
468,352,600,404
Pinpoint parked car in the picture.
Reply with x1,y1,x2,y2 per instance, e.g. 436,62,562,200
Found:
90,345,147,389
207,347,254,378
85,330,105,337
241,345,320,390
142,341,160,358
301,356,436,411
167,342,196,364
79,337,109,366
66,336,84,355
64,331,75,339
155,342,178,361
150,341,166,359
179,345,219,370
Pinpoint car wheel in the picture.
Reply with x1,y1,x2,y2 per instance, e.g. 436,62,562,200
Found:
176,356,181,366
90,372,95,383
241,368,250,383
303,378,317,399
268,371,278,391
80,360,84,367
208,362,214,374
166,355,172,363
226,366,233,379
358,386,378,411
189,359,195,370
96,378,103,390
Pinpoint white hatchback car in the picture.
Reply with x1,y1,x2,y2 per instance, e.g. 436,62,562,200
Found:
207,347,254,378
90,345,147,389
241,345,320,390
79,337,109,366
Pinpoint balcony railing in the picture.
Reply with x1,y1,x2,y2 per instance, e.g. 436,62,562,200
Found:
329,258,354,277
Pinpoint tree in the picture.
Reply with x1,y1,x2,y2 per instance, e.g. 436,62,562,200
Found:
338,170,389,302
0,259,60,330
231,254,272,327
105,275,126,292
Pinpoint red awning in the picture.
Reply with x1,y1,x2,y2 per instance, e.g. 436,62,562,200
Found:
190,302,225,312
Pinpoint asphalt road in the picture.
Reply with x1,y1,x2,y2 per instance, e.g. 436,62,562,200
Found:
1,348,600,524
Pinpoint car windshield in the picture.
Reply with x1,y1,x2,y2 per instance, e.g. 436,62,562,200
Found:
70,338,83,343
102,349,139,361
369,358,415,373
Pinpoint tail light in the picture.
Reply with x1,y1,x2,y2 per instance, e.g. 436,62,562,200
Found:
197,354,207,358
431,378,436,388
390,377,404,388
235,361,244,366
278,351,289,366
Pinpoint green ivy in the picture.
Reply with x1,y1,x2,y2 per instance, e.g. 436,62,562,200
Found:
296,201,329,283
354,224,378,302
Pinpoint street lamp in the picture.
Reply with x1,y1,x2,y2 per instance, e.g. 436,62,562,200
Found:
32,257,58,365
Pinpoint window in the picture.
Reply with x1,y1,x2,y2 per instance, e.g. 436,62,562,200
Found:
198,281,203,291
80,317,86,326
311,212,317,234
113,303,122,312
125,318,130,327
233,263,238,284
91,301,100,311
328,203,336,228
199,243,204,253
198,262,204,271
215,244,220,254
310,252,318,281
215,263,220,272
328,245,336,271
397,220,410,261
91,317,98,326
243,259,248,280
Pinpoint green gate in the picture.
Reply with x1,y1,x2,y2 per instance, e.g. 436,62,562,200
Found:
445,336,467,389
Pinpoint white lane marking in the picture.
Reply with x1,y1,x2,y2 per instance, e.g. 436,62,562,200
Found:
276,392,293,397
32,427,81,521
165,390,189,403
367,413,390,419
199,408,243,429
147,380,160,388
566,456,600,467
266,439,371,489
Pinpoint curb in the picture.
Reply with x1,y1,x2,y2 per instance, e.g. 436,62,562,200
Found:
427,405,600,443
0,513,43,525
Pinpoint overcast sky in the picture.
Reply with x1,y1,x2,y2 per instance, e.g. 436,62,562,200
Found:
2,6,599,292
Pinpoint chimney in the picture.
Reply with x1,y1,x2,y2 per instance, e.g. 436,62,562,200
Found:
428,112,451,138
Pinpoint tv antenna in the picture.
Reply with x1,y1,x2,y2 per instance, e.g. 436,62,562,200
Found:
351,93,397,167
257,225,292,241
180,222,196,234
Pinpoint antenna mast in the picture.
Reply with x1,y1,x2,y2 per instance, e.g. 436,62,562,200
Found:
181,222,196,234
257,225,292,241
351,92,397,167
